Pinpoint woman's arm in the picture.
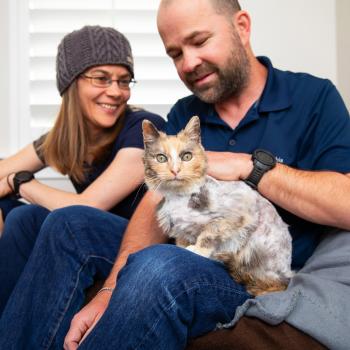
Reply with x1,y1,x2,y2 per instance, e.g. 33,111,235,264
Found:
10,147,145,211
0,144,45,197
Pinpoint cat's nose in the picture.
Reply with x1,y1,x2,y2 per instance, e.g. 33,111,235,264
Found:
171,169,180,177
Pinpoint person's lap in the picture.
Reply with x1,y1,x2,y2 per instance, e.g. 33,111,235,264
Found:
0,205,128,349
80,244,252,350
0,202,330,349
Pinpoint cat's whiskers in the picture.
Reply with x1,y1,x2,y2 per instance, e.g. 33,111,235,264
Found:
151,181,163,194
130,182,148,208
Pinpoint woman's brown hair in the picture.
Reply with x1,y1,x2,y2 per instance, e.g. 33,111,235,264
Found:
39,80,125,183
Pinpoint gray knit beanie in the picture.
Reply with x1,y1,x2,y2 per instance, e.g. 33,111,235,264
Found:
56,25,134,96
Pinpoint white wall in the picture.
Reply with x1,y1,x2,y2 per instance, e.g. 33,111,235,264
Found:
0,0,11,156
242,0,337,82
337,0,350,110
0,0,349,158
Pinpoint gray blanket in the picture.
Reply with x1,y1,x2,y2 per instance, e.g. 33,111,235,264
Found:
224,229,350,350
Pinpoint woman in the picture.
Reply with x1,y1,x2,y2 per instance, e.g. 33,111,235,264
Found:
0,25,164,313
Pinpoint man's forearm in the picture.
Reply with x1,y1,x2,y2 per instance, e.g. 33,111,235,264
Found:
207,151,350,230
259,163,350,230
103,191,167,289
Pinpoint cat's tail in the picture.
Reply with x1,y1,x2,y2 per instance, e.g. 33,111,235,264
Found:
228,267,292,297
246,278,290,296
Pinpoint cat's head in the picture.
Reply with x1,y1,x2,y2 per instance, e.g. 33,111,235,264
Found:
142,116,207,194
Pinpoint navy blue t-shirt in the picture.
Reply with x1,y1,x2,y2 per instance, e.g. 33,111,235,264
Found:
166,57,350,269
1,107,164,222
63,106,164,219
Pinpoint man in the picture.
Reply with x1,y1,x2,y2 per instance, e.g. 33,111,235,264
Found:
62,0,350,348
1,0,349,349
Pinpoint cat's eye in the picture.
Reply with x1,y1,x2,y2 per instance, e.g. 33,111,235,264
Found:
181,152,193,161
156,154,168,163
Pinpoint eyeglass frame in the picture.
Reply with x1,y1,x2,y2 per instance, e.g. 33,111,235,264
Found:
80,74,137,89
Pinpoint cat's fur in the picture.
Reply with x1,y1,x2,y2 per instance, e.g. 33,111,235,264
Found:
142,116,293,296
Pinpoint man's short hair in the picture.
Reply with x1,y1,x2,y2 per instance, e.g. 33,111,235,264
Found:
210,0,241,15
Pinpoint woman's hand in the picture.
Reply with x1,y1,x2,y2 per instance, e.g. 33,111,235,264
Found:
0,175,14,198
64,290,112,350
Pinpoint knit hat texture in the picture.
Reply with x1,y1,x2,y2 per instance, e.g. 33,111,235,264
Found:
56,25,134,96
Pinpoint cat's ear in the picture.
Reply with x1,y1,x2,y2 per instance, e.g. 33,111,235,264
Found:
142,120,161,146
184,116,201,143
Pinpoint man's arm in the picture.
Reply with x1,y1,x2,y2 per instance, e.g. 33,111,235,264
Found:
206,151,350,231
258,163,350,230
64,191,167,350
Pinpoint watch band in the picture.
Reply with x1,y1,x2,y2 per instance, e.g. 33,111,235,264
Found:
244,167,265,190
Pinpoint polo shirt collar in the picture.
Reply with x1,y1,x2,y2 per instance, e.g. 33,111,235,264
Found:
257,56,292,112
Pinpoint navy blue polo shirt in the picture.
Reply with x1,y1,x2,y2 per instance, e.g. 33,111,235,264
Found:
67,106,165,219
166,56,350,269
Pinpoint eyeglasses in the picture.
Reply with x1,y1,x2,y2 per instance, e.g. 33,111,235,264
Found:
81,75,137,89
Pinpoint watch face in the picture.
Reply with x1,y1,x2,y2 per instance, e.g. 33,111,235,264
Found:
15,171,34,182
255,149,276,166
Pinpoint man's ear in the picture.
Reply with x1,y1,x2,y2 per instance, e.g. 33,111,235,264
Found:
142,120,161,146
233,10,251,47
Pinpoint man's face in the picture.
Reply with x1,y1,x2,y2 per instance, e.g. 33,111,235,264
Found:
157,0,250,104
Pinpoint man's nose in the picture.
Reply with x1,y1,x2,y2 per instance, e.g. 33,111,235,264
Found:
181,49,201,74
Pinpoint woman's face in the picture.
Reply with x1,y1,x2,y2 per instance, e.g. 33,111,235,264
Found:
77,65,132,135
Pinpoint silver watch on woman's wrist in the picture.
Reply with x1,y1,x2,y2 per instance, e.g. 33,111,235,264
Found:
244,149,276,190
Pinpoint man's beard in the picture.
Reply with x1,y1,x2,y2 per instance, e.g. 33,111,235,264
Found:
184,33,251,104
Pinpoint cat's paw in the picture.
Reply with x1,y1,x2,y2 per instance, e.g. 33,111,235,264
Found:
186,245,211,258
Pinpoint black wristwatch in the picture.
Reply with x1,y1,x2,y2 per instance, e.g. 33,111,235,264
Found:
13,171,35,198
244,149,276,190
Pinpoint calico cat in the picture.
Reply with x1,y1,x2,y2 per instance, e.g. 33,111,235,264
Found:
142,116,293,296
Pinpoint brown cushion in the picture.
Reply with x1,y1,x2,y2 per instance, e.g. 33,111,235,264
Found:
186,316,328,350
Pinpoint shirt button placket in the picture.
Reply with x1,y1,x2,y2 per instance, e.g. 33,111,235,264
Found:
229,139,236,146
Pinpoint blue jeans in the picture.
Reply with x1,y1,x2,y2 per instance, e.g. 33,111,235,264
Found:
0,206,128,349
0,201,50,314
0,206,251,350
0,197,26,221
80,245,251,350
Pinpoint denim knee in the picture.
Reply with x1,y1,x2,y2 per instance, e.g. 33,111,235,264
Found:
5,204,44,226
37,205,127,260
2,204,49,244
0,197,25,221
119,244,229,297
37,206,94,243
48,205,127,226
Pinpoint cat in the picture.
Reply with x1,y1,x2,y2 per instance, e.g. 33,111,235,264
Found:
142,116,293,296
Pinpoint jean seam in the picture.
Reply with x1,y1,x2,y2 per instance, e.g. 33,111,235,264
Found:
41,254,115,349
134,281,248,350
40,215,115,349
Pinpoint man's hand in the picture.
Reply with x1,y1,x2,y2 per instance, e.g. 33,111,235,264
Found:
64,290,112,350
206,151,252,181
